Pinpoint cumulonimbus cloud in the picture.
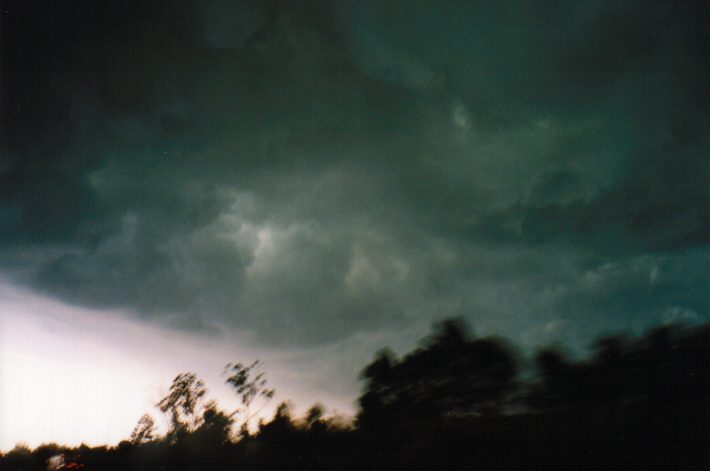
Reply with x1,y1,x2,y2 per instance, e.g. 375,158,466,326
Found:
1,0,708,347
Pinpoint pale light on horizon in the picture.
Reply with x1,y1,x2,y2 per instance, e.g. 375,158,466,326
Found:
0,281,358,452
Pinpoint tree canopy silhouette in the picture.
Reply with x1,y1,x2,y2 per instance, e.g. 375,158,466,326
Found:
156,372,207,443
129,414,156,445
3,320,709,470
224,360,275,437
358,318,519,428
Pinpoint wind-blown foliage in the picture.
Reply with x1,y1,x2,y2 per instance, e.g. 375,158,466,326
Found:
3,320,709,470
156,372,207,441
129,414,156,445
224,360,275,436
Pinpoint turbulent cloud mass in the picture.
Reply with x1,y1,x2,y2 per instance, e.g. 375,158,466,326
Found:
2,0,709,350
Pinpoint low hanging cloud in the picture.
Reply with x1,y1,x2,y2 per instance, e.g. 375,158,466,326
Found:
1,0,708,348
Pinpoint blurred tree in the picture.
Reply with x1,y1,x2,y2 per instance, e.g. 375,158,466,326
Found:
130,414,157,445
156,372,207,442
224,360,275,437
192,400,234,446
304,403,324,428
258,401,297,442
528,323,710,419
358,318,519,428
527,347,582,410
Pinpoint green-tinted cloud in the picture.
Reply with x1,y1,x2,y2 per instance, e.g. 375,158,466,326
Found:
1,0,708,347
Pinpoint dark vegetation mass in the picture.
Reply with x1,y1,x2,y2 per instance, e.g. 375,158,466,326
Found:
2,319,709,470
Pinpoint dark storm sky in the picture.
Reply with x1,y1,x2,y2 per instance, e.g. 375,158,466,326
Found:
2,0,709,350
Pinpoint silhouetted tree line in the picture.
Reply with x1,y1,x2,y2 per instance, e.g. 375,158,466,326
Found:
2,319,709,470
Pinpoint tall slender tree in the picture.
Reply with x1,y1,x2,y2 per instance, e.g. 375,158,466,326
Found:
156,372,207,442
224,360,275,437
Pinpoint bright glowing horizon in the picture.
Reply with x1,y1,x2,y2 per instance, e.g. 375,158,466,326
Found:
0,281,358,452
